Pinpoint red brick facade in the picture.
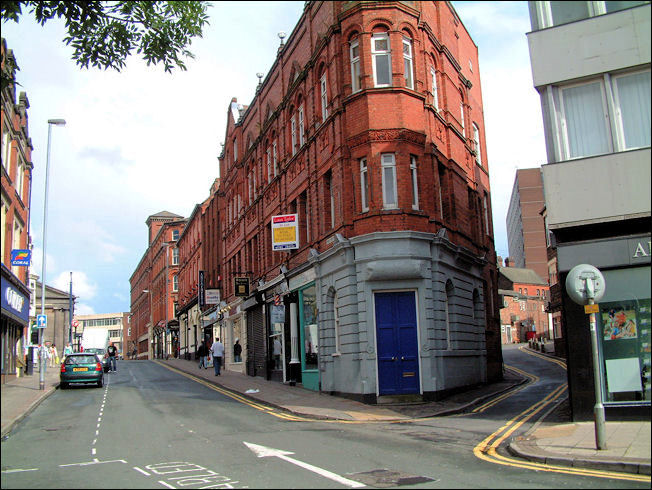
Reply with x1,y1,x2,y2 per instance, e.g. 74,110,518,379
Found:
216,1,495,304
2,38,34,379
129,213,185,359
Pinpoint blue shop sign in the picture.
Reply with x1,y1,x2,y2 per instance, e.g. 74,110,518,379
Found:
2,280,29,323
11,249,31,266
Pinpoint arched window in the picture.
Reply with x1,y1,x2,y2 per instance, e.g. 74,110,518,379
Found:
320,65,329,122
402,34,414,89
445,279,455,350
350,35,361,92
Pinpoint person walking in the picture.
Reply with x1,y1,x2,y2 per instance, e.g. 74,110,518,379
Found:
210,337,224,376
52,344,59,366
107,341,118,372
233,338,242,363
197,341,208,369
64,342,73,356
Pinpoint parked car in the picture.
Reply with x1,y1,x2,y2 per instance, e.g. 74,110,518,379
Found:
60,353,104,389
84,347,110,372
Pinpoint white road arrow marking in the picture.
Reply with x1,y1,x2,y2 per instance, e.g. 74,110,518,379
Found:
244,442,365,488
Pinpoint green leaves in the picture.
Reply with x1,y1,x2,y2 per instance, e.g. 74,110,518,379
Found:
1,1,210,73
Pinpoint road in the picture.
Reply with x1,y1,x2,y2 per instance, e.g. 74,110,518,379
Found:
1,345,648,488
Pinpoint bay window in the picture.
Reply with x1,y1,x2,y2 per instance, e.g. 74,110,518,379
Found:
403,37,414,89
350,40,360,92
371,32,391,87
381,153,397,209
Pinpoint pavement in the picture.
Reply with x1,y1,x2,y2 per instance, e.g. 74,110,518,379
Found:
2,344,649,476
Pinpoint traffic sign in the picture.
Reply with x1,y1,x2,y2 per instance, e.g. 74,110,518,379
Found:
72,319,79,328
36,314,47,329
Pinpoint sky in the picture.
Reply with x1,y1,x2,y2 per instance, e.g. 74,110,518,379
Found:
2,1,546,316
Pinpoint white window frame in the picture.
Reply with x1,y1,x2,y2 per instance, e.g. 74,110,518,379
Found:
291,114,297,155
15,157,24,201
460,101,466,137
473,123,482,166
611,69,651,151
371,32,391,88
248,172,253,204
267,147,272,183
173,275,178,292
172,248,179,265
350,40,360,93
1,128,10,172
320,74,328,122
557,78,612,160
410,155,419,210
360,158,369,212
431,67,439,111
233,138,238,162
299,105,305,147
273,139,278,176
402,37,414,89
381,153,398,209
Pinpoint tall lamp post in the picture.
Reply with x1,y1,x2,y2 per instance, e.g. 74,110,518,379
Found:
39,118,65,391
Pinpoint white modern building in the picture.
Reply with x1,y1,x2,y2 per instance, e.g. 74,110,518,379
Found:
527,1,650,420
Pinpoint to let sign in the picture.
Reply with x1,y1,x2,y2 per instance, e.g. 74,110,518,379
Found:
271,214,299,251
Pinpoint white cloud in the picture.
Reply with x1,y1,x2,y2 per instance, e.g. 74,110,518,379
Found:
52,270,98,301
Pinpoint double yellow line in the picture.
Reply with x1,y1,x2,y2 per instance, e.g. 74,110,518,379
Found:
473,351,650,483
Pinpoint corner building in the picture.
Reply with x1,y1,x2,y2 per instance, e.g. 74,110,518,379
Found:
216,1,500,402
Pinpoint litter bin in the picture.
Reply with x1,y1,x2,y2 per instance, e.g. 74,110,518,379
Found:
26,347,35,375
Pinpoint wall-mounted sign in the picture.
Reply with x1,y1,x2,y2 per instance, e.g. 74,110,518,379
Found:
205,289,221,304
11,249,31,266
198,270,205,307
234,277,249,297
2,281,29,323
271,214,299,251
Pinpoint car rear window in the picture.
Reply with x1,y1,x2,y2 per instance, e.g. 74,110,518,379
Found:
66,355,98,365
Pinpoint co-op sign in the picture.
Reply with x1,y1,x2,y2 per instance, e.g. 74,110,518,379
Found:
1,281,29,323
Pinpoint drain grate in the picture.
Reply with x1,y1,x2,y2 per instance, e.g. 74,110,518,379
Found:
347,469,436,488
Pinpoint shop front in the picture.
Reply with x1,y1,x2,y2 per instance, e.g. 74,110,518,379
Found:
297,283,319,391
558,233,651,420
1,267,30,382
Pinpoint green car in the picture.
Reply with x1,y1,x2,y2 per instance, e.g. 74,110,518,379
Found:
60,353,104,389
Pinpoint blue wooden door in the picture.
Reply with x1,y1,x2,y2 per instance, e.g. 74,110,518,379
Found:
375,292,419,395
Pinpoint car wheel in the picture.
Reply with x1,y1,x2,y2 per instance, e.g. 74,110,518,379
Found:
60,382,68,390
97,377,103,388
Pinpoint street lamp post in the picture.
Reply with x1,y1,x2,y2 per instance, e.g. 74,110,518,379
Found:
39,118,65,391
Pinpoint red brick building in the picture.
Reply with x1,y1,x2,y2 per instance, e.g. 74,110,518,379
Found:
498,263,550,344
205,1,501,402
176,189,216,359
1,38,34,380
129,212,185,359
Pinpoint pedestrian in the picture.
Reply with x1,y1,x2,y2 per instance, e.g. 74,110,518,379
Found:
64,342,73,356
210,337,224,376
107,341,118,372
197,341,208,369
273,338,282,369
48,344,55,367
132,346,137,359
233,338,242,363
52,344,59,366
